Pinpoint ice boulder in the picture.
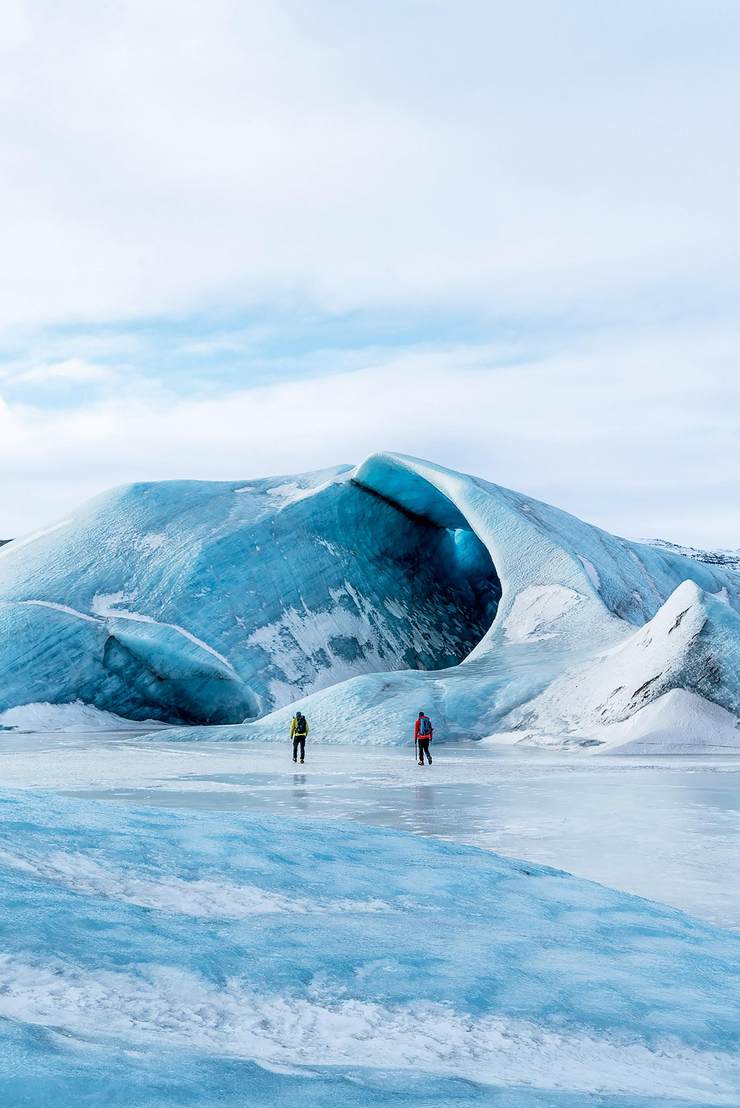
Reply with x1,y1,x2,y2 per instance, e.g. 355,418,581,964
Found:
1,451,739,743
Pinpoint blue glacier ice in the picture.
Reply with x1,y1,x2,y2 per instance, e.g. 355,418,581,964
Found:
0,789,738,1105
1,452,739,749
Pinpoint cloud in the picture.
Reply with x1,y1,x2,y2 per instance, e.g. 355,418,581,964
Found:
0,2,738,328
1,322,738,547
8,358,116,387
0,3,737,548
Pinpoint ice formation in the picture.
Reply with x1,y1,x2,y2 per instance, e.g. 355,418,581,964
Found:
1,452,738,750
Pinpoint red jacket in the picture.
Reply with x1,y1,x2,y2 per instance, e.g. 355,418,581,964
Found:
414,716,433,741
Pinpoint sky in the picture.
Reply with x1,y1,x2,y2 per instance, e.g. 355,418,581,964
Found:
0,1,738,546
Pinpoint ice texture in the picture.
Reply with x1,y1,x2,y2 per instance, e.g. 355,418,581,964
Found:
1,452,739,748
505,580,740,744
0,789,738,1105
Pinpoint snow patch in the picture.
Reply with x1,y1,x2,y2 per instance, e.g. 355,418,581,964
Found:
599,689,740,755
91,590,129,616
0,850,391,918
0,956,735,1101
0,701,161,733
503,585,582,642
267,481,316,504
139,532,166,551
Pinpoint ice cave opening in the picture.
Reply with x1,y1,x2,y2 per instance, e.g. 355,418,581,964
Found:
328,464,501,674
154,464,503,723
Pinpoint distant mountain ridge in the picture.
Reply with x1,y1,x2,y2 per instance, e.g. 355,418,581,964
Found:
646,538,740,569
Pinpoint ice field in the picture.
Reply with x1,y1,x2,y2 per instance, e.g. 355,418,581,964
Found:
1,730,739,1105
2,733,739,931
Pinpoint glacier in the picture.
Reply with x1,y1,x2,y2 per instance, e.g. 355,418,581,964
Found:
2,448,740,1105
0,789,738,1105
1,451,739,750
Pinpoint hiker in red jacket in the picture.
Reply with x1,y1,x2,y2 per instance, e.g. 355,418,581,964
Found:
414,711,433,765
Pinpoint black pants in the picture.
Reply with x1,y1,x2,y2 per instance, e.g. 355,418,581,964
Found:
418,738,432,764
292,735,306,761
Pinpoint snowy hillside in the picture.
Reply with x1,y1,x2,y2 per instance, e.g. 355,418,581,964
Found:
1,451,739,751
502,579,740,751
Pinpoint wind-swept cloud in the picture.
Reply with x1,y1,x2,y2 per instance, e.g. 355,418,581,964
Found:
8,358,116,387
1,322,738,546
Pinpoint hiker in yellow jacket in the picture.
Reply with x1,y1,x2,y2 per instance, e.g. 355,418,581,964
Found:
290,711,309,763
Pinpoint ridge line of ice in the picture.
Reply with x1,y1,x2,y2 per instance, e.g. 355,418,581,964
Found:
13,599,100,624
91,593,237,674
0,519,71,559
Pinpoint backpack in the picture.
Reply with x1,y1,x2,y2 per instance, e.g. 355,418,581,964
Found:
419,715,431,736
294,714,307,736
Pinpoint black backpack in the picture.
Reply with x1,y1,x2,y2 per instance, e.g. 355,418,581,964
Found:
419,715,431,736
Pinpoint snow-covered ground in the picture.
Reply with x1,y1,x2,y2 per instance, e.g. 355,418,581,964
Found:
0,700,165,733
1,731,739,1103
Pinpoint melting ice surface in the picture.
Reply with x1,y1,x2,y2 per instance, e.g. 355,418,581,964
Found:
1,732,740,1105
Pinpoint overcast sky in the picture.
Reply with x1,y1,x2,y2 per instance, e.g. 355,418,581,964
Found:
1,0,738,545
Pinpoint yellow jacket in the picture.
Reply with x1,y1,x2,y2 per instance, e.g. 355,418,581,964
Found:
290,714,309,738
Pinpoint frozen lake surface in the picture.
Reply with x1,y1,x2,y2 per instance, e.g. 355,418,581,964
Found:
3,731,739,930
1,731,739,1105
